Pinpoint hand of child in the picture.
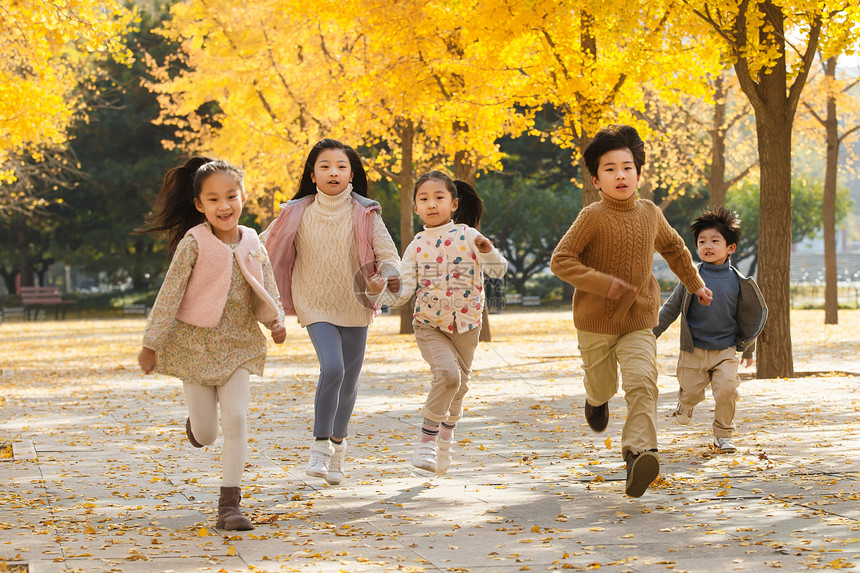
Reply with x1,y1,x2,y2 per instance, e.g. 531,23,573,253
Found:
138,347,156,374
740,357,753,368
607,277,637,300
695,286,713,306
271,321,286,344
386,275,401,293
366,273,386,295
474,235,494,253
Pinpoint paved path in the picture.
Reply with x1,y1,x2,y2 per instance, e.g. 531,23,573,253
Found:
1,310,859,572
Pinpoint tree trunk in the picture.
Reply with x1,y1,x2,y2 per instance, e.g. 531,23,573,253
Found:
16,218,33,289
822,56,839,325
753,114,794,378
0,268,17,295
578,150,599,207
709,74,728,207
398,120,416,335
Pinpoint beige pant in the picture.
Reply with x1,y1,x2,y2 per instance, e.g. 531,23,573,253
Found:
414,322,480,424
577,329,658,459
676,346,739,438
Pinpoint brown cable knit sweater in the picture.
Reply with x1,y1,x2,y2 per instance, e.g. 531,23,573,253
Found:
550,192,704,335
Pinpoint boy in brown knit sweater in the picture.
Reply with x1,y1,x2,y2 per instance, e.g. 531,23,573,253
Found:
550,125,712,497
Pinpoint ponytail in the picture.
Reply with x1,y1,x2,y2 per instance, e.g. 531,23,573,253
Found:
137,155,245,255
452,180,483,228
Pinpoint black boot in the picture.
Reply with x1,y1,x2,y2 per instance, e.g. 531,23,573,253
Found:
584,401,609,432
215,486,254,531
185,418,203,448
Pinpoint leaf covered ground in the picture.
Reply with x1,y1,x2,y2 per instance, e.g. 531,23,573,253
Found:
0,309,858,572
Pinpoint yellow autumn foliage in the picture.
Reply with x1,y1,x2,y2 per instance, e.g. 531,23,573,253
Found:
0,0,135,184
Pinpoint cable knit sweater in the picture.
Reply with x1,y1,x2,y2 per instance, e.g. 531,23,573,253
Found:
550,192,704,335
290,189,399,327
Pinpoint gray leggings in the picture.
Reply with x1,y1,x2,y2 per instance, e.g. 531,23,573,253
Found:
306,322,368,439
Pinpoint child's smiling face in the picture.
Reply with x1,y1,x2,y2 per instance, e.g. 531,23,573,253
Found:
591,148,639,201
194,171,245,243
696,227,736,265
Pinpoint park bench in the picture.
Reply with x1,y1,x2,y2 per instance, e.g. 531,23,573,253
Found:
18,286,78,320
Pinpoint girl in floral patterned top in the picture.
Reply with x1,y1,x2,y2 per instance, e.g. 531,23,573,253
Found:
137,157,285,531
372,171,507,474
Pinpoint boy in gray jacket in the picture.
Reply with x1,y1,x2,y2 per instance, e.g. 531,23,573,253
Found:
654,206,767,453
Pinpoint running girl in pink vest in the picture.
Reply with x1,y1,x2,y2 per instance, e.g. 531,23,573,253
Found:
373,171,507,474
262,139,399,485
137,157,286,530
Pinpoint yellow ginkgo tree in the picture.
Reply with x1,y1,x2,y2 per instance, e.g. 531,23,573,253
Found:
681,0,860,378
0,0,133,196
150,0,532,334
630,71,757,207
492,0,723,206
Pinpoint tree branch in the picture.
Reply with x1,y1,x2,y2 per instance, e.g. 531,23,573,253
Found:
787,12,823,113
802,101,826,127
838,125,860,145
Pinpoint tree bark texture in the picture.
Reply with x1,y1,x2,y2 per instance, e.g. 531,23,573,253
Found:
752,113,794,378
709,74,728,207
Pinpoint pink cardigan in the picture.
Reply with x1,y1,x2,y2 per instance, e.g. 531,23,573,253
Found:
175,224,281,328
262,193,379,315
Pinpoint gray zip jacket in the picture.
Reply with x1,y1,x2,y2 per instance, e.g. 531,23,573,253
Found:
653,263,767,359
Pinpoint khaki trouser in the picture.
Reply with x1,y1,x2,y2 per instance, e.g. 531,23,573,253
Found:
577,329,658,459
676,346,739,439
413,322,481,424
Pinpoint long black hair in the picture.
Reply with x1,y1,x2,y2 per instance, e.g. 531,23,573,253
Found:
137,156,245,254
412,170,483,228
294,138,370,200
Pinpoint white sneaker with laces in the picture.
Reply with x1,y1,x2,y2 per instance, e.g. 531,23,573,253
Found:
306,440,333,478
713,437,737,453
326,439,347,485
412,441,438,473
673,402,694,425
436,439,454,475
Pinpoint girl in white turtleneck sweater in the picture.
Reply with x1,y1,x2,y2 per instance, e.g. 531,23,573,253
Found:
262,139,399,485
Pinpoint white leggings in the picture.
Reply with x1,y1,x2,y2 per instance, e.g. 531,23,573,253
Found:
183,368,250,487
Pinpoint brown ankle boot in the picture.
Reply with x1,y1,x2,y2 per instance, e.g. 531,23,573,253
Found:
215,486,254,530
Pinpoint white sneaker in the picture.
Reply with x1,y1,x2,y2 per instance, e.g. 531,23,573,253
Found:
713,437,737,453
411,441,438,473
673,402,694,425
436,439,454,475
326,440,347,485
306,440,333,478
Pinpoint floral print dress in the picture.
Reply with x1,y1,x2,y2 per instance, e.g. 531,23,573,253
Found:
143,233,282,386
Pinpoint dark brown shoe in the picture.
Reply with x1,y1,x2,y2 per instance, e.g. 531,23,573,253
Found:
584,401,608,432
625,451,659,498
215,486,254,531
186,418,203,448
